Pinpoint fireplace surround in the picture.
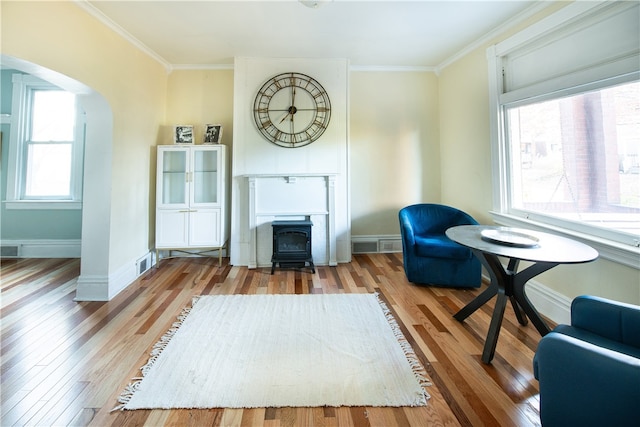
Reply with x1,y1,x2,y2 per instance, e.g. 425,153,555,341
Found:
271,220,315,274
244,174,338,269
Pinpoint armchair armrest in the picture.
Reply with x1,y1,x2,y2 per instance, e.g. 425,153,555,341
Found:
534,331,640,426
571,295,640,347
398,212,416,246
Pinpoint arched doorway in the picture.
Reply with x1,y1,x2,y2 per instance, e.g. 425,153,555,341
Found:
1,54,113,300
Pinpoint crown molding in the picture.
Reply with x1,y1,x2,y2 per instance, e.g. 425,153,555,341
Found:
73,0,172,73
170,63,437,73
349,65,436,73
74,0,556,76
436,0,555,74
171,64,235,72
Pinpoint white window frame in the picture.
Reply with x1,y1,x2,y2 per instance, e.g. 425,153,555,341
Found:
5,74,84,210
487,1,640,269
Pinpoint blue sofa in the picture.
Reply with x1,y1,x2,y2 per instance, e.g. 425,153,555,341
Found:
398,204,481,288
533,295,640,427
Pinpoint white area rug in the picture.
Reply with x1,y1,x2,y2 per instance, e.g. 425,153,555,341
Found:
114,293,430,410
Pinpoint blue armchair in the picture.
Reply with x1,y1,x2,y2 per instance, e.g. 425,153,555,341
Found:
398,204,481,288
533,295,640,427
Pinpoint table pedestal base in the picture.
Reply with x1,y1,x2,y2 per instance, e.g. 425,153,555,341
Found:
454,249,557,363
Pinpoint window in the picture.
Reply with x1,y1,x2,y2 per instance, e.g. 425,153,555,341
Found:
488,1,640,268
506,81,639,235
5,74,84,209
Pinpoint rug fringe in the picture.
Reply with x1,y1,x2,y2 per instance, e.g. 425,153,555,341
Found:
111,296,201,412
374,292,432,406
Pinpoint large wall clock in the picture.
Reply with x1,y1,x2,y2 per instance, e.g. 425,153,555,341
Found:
253,72,331,148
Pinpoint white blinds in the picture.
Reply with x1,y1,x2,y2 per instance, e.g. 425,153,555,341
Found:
495,1,639,104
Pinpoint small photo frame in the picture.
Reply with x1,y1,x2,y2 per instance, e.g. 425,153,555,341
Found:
203,124,223,144
174,125,194,144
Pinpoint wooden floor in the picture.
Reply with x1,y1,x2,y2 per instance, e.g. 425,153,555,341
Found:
1,255,549,427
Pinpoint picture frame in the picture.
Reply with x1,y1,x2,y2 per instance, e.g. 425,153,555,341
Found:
203,124,223,144
174,125,194,144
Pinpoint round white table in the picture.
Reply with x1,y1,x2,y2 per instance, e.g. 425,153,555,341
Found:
446,225,598,363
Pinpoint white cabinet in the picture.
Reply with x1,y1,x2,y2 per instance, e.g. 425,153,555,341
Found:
155,145,227,264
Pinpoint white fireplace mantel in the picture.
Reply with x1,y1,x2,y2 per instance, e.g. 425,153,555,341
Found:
245,174,337,269
230,58,350,268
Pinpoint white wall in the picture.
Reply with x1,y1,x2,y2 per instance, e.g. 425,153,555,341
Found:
230,58,350,267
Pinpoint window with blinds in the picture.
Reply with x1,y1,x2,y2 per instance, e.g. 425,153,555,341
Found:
487,1,640,267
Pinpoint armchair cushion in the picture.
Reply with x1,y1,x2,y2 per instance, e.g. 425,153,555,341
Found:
414,235,473,259
533,295,640,427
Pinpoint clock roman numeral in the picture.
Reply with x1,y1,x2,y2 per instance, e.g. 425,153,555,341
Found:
312,119,326,129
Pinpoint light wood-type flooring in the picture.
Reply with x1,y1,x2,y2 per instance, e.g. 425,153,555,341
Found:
1,255,551,426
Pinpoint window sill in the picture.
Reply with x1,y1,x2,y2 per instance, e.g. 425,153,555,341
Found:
489,211,640,270
4,200,82,210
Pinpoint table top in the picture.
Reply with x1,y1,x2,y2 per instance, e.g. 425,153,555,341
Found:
446,225,599,264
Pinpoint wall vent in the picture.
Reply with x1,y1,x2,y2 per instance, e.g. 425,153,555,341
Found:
352,236,403,254
136,253,152,276
1,245,20,257
352,241,378,254
379,239,403,253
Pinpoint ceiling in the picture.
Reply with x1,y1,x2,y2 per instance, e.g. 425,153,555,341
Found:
83,0,540,70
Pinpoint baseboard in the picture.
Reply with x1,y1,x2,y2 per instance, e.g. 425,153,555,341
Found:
75,250,156,301
74,275,110,301
0,239,81,258
525,279,572,325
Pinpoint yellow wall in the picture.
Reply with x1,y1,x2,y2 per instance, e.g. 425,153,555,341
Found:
2,1,636,304
438,3,640,305
438,49,492,223
169,69,442,238
165,70,235,146
162,69,235,242
1,1,168,273
350,71,440,235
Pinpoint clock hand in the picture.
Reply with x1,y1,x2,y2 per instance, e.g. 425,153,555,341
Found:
279,111,291,124
290,111,295,135
279,105,298,124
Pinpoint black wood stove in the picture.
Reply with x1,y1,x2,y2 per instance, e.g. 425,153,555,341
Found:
271,220,315,274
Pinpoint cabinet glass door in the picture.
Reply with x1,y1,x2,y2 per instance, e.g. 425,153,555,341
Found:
161,150,187,205
192,149,218,205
